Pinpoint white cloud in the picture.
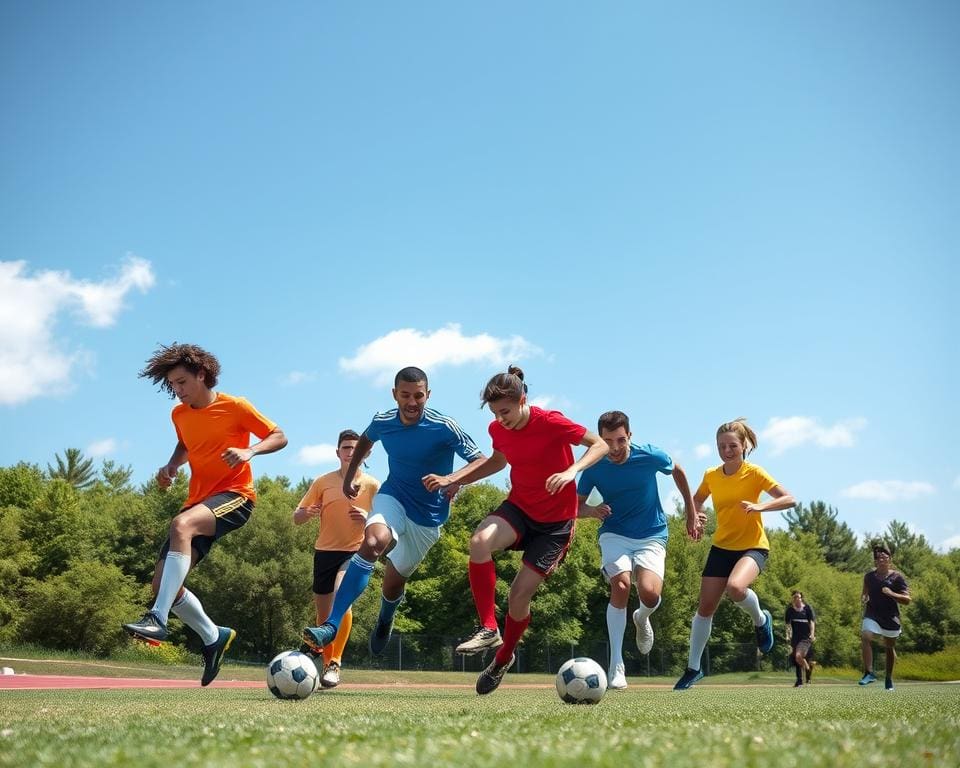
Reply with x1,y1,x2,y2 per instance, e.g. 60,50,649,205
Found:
86,438,117,457
939,534,960,553
694,443,712,459
339,323,542,385
529,394,573,411
296,443,339,466
840,480,936,503
760,416,867,456
280,370,317,386
0,257,155,406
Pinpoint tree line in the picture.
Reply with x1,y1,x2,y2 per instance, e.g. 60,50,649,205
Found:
1,454,959,671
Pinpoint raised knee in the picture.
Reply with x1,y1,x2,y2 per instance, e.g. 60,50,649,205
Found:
726,585,747,602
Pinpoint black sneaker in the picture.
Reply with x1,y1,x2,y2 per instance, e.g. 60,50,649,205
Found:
456,625,503,655
200,627,236,686
794,679,804,688
476,654,515,695
673,667,704,690
123,611,168,642
368,612,395,656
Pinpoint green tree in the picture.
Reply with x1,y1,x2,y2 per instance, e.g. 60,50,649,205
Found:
47,448,96,490
0,462,45,508
21,480,87,578
865,520,937,577
0,505,39,642
783,500,868,572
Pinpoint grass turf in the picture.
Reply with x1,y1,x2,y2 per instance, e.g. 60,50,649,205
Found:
1,677,958,768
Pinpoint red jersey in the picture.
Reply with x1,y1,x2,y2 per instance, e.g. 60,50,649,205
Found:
489,406,587,523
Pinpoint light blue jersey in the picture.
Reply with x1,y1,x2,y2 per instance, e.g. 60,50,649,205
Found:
577,443,673,541
364,407,482,528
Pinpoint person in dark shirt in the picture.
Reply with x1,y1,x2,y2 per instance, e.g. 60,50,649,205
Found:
859,543,910,691
785,590,816,687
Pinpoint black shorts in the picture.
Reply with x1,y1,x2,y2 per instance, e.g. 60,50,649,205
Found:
158,492,254,563
702,545,769,578
313,550,355,594
492,500,574,577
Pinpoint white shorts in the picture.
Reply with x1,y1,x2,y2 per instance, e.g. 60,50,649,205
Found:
599,532,667,581
861,617,901,639
365,493,441,578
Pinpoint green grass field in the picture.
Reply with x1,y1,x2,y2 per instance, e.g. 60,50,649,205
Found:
1,661,958,768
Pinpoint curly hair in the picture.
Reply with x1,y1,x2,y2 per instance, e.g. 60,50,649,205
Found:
139,343,221,397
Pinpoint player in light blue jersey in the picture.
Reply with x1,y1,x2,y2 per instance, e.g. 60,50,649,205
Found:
302,367,486,655
577,410,702,689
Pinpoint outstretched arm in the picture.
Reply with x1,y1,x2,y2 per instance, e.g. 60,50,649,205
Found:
424,452,505,491
672,462,705,540
341,434,375,499
740,484,796,514
545,431,609,495
157,442,189,488
222,427,288,467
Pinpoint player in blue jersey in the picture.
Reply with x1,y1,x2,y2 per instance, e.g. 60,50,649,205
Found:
302,366,486,654
577,410,702,689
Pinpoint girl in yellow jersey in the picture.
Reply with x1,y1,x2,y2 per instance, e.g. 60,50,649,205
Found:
674,418,795,690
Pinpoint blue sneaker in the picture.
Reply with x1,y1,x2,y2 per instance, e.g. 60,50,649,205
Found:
755,609,774,654
302,622,337,653
673,667,704,690
369,612,395,655
123,611,168,642
201,627,236,686
859,672,878,686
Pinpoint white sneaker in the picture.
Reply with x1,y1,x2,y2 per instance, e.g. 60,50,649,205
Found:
608,663,627,690
633,609,654,655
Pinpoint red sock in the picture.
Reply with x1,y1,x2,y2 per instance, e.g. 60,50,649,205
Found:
468,560,498,630
495,612,530,665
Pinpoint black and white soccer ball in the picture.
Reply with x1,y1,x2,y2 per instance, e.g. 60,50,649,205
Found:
555,657,607,704
266,651,319,700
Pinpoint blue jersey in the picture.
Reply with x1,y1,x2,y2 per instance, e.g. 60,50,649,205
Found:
577,443,673,541
364,407,483,527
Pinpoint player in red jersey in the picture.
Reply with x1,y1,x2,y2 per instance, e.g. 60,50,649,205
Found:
425,366,609,694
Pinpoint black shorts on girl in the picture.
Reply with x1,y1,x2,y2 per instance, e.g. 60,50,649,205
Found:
702,545,769,578
312,550,355,594
492,500,574,577
158,491,254,563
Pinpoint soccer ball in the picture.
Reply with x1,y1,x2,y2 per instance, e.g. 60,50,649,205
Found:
555,657,607,704
266,651,319,700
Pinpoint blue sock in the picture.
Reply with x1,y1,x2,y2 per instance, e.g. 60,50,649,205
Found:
326,554,375,629
379,593,404,624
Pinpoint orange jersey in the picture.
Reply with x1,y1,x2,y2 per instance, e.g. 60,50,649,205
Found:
298,470,380,551
173,392,278,506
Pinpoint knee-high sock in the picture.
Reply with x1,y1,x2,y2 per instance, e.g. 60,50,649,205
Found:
635,595,662,621
324,554,375,630
170,588,218,645
468,560,498,630
152,551,191,623
733,588,764,625
794,653,803,683
607,604,627,671
688,613,713,671
325,608,353,666
495,612,530,666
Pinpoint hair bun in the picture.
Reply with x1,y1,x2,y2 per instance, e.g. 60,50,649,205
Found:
507,365,524,380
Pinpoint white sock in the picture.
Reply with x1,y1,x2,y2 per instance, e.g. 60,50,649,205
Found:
152,551,191,623
733,589,764,625
171,589,219,645
688,613,713,671
635,595,661,621
606,604,627,671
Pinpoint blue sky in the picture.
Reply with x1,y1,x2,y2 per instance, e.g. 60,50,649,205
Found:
2,2,957,550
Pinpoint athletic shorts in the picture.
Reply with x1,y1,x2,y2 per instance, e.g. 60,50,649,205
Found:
365,493,441,578
159,491,254,563
492,500,574,578
599,532,667,581
312,550,354,594
792,638,814,659
702,545,769,578
861,617,901,639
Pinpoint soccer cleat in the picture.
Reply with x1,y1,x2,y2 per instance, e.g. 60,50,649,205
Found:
302,622,337,653
368,612,396,656
321,661,341,689
608,663,627,690
633,609,654,655
794,679,804,688
123,611,168,642
298,642,322,662
755,609,774,654
476,654,515,695
884,677,894,691
456,625,503,655
200,626,236,686
859,672,878,686
673,667,704,690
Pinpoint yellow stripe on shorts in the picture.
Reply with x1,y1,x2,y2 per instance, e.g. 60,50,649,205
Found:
211,495,248,518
